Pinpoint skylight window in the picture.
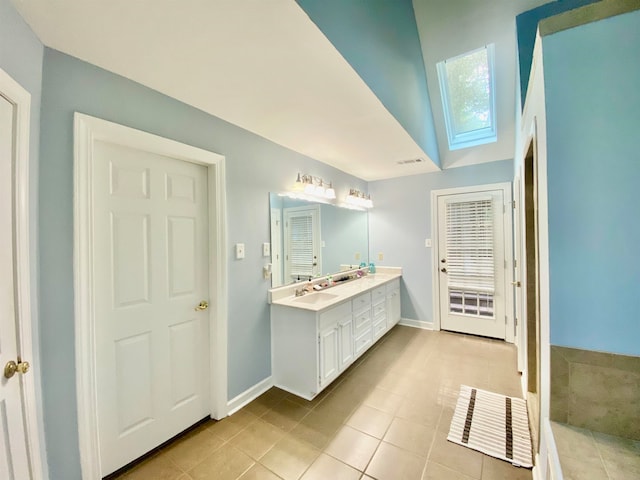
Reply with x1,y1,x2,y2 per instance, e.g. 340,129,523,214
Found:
437,44,497,150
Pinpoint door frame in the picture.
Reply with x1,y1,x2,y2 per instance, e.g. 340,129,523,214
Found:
0,68,48,480
431,182,514,342
73,113,228,479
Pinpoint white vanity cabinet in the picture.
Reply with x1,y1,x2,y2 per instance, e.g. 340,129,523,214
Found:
270,272,402,400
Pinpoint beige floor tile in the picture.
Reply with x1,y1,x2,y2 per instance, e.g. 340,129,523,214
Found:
259,434,320,480
229,419,286,460
396,397,443,428
346,404,394,438
244,389,287,417
261,398,311,432
176,474,193,480
300,453,361,480
422,461,474,480
480,456,532,480
324,425,380,471
288,410,343,450
383,417,436,457
365,441,427,480
188,444,254,480
163,427,226,472
550,422,599,460
237,463,282,480
208,409,258,441
362,387,405,414
428,431,483,479
121,452,183,480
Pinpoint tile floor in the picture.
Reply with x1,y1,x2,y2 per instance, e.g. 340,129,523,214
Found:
551,422,640,480
113,326,532,480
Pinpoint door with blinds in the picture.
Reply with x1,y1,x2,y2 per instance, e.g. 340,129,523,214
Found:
437,190,506,339
283,205,321,282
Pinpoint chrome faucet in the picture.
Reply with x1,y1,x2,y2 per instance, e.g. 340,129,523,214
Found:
295,288,306,297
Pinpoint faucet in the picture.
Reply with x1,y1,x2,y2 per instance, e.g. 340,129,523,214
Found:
295,287,306,297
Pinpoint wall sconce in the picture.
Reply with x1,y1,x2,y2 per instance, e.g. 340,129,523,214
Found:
343,189,373,210
281,173,336,203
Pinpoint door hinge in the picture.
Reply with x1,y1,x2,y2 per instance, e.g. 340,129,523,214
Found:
505,315,508,325
512,200,516,209
515,317,518,327
514,259,517,268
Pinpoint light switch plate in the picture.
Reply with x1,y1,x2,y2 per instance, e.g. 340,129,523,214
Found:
235,243,245,259
425,238,432,247
262,242,270,256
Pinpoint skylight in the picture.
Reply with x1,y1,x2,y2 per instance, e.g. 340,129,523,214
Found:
437,44,497,150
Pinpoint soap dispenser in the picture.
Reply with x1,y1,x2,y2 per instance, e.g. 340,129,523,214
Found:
368,262,376,274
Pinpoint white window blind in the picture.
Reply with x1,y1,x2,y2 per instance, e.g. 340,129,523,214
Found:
445,198,495,293
288,214,314,278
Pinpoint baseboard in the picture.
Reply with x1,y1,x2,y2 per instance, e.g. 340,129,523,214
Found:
398,318,434,330
226,376,273,415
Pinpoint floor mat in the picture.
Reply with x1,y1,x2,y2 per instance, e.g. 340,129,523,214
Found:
447,385,533,468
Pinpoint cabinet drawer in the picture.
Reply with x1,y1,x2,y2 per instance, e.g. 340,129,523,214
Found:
372,286,386,303
353,309,372,337
386,278,400,293
355,329,372,356
352,292,371,310
372,299,386,318
319,301,351,330
373,317,386,339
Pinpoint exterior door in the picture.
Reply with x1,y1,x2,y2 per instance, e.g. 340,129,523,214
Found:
93,140,211,475
0,86,31,480
437,189,506,339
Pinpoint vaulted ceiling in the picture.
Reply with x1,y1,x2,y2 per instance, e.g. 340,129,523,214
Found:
11,0,550,180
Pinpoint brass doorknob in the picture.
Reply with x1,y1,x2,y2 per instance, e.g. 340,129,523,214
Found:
194,300,209,311
4,360,30,379
512,281,521,287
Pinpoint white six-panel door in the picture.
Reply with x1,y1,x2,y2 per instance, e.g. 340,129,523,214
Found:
0,86,31,480
92,140,210,475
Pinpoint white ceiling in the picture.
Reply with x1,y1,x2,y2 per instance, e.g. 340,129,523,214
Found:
12,0,440,181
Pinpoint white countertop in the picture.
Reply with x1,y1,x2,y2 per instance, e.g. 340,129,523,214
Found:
269,267,402,312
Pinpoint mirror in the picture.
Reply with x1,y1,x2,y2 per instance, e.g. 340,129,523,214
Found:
269,193,368,287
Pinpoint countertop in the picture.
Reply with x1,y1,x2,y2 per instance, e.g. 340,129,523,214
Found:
269,268,402,312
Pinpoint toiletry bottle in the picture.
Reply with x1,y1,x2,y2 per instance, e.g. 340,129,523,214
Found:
369,262,376,274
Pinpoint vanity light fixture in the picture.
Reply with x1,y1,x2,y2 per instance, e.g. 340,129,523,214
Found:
280,173,336,204
344,189,373,210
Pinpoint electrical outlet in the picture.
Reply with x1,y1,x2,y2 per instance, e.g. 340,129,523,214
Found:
378,252,384,261
235,243,245,259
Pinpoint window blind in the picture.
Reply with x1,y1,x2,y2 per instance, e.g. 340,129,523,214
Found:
445,198,495,293
288,214,314,278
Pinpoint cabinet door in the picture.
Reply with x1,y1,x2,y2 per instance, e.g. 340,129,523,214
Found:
338,316,354,372
387,289,401,327
319,327,339,388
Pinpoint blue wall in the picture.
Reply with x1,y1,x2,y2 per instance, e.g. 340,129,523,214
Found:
544,10,640,356
38,48,367,479
369,160,513,323
297,0,439,166
516,0,599,107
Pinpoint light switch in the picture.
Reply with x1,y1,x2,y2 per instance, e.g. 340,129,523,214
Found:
262,242,270,257
425,238,432,248
378,252,384,261
235,243,245,259
355,252,361,261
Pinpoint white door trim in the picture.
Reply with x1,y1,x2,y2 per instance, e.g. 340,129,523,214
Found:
431,182,514,342
0,68,48,480
73,113,228,479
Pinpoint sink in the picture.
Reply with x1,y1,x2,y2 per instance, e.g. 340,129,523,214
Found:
293,292,339,304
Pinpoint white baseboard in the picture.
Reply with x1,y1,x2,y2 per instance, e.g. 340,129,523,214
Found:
543,419,563,480
398,318,434,330
226,376,273,415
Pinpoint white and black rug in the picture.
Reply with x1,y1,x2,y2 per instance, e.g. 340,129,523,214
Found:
447,385,533,468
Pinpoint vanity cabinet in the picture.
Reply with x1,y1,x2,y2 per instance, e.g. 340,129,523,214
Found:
271,274,401,400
